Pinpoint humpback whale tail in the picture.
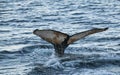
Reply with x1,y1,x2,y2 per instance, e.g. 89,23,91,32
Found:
33,27,108,57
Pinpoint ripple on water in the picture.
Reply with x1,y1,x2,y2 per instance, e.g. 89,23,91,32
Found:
0,44,120,75
0,0,120,75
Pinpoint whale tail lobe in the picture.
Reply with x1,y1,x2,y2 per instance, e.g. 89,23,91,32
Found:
67,27,108,44
33,29,69,56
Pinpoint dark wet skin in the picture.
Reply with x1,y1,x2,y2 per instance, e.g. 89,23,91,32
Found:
53,35,69,57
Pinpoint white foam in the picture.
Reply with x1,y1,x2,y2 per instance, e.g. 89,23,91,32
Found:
43,55,64,69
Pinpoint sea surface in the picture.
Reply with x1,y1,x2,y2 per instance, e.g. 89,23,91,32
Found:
0,0,120,75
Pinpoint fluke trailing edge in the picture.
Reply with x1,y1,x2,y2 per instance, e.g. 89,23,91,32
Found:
33,28,108,57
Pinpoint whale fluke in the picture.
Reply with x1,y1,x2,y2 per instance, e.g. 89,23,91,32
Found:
33,28,108,57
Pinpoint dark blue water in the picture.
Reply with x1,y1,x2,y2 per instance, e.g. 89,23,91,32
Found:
0,0,120,75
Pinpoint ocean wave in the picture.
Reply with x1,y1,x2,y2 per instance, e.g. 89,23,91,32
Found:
63,59,120,68
27,58,120,75
0,45,53,54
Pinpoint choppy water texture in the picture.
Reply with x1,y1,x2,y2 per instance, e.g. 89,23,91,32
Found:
0,0,120,75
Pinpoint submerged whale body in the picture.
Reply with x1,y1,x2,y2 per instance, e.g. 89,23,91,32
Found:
33,28,108,57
